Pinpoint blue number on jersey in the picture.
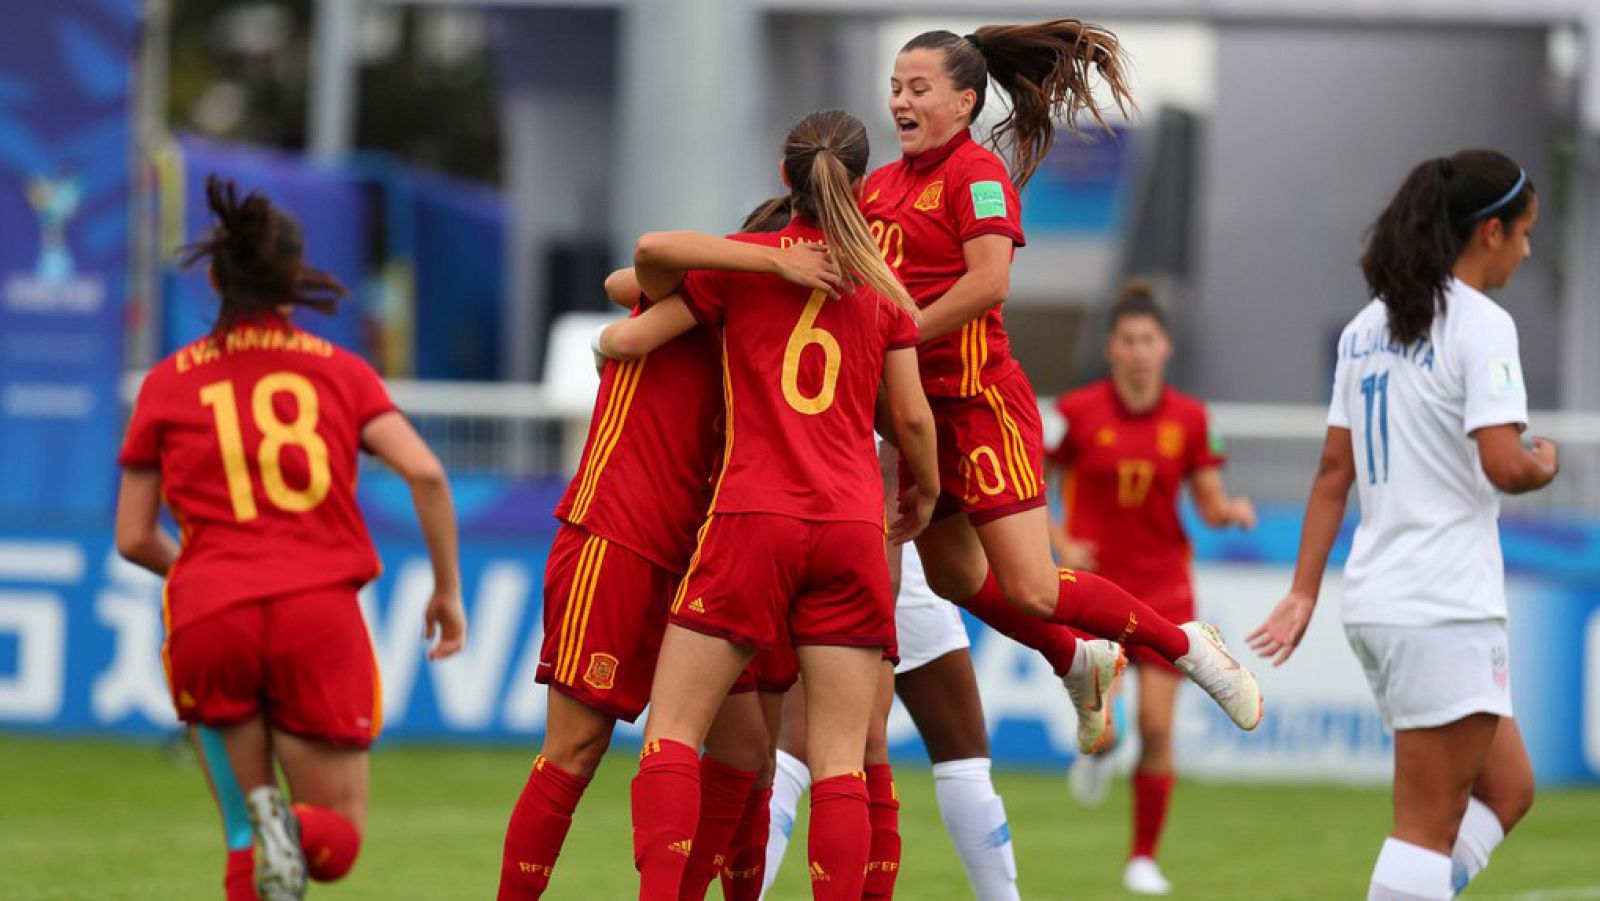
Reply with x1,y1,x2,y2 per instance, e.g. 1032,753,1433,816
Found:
1360,371,1390,484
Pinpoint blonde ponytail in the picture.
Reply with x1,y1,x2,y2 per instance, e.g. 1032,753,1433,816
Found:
807,151,918,318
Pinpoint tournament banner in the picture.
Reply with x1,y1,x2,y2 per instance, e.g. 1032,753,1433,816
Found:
0,0,141,523
2,497,1597,785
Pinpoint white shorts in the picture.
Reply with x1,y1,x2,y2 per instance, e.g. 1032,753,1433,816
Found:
894,545,969,674
1344,620,1513,731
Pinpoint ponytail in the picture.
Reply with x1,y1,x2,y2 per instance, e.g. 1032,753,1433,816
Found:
1360,149,1533,346
178,174,345,337
903,21,1135,190
778,109,918,318
806,150,917,318
740,195,793,233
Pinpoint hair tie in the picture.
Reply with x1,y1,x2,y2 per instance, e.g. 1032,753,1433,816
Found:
1464,169,1527,222
963,32,983,51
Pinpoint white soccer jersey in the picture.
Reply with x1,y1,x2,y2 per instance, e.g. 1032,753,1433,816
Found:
1329,278,1528,626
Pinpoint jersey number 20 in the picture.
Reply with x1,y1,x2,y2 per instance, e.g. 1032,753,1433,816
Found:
781,289,841,415
200,372,332,521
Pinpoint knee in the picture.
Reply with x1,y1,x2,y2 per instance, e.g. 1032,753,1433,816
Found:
925,565,983,605
539,726,613,780
1004,581,1058,619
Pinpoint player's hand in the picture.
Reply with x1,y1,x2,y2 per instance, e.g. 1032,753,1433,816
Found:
1529,437,1559,480
772,243,841,298
888,489,937,546
1057,538,1098,571
1229,497,1258,531
423,588,467,661
1246,590,1315,667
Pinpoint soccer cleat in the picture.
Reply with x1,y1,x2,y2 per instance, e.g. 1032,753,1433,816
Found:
246,785,306,901
1067,749,1114,807
1060,639,1125,755
1123,855,1173,895
1176,621,1263,730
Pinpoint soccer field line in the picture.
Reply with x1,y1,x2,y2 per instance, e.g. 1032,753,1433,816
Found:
1481,886,1600,901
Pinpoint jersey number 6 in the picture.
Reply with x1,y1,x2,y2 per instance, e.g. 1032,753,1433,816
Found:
199,372,332,522
781,289,841,415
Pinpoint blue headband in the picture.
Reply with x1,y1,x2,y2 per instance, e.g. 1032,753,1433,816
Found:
1465,169,1527,222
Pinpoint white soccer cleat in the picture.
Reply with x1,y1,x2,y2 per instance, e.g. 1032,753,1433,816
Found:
246,785,306,901
1061,638,1125,754
1176,621,1263,730
1124,856,1173,895
1067,749,1114,807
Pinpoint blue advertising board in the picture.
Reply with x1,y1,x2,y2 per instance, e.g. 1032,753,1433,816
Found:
0,0,140,522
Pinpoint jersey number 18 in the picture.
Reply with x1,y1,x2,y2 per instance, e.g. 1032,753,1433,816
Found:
199,372,332,521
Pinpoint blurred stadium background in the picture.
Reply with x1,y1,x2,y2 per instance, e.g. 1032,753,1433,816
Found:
2,1,1599,898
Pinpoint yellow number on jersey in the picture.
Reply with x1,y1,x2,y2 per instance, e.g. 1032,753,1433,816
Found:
1116,459,1156,508
200,372,332,522
868,219,905,269
781,289,841,415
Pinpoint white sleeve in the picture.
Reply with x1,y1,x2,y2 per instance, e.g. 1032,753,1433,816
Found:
1326,329,1352,428
1460,306,1529,435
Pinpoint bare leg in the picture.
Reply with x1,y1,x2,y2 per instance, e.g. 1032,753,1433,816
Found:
538,689,617,780
1391,714,1500,854
642,626,756,748
896,650,990,764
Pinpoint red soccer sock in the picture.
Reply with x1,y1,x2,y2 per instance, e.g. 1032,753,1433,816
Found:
958,572,1080,675
498,754,593,899
679,756,759,901
1049,568,1190,663
863,764,902,900
719,784,772,901
1131,769,1176,859
292,803,361,882
632,739,702,901
224,847,258,901
808,773,871,901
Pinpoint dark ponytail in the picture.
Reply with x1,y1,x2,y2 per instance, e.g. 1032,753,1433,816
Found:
903,20,1135,190
739,195,792,233
178,174,346,337
1360,149,1533,346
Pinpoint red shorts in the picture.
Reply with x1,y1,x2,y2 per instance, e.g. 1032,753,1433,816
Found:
732,637,801,695
164,584,380,749
903,368,1047,526
671,513,893,653
537,524,674,722
1121,577,1195,674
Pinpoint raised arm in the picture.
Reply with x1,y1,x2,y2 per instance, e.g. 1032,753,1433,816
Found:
914,234,1011,342
883,347,939,545
604,268,641,310
1247,427,1355,666
1190,467,1257,530
114,468,179,576
633,231,841,301
361,412,466,661
597,298,699,361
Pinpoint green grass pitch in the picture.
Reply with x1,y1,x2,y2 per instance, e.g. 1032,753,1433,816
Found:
2,736,1594,899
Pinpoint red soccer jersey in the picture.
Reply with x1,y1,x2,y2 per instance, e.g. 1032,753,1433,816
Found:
679,217,921,526
1046,381,1225,594
553,300,723,573
861,129,1025,399
118,314,395,634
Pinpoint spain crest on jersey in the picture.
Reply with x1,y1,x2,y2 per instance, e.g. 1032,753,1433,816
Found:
584,652,619,691
913,180,944,212
1157,421,1186,459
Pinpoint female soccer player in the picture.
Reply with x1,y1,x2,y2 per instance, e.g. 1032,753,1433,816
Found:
1046,280,1256,895
114,176,467,901
496,241,832,900
861,21,1261,751
597,109,939,901
1248,149,1558,901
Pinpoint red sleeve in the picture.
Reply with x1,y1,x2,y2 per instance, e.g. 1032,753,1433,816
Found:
344,354,398,426
679,268,733,327
884,299,921,350
950,153,1026,248
1188,401,1226,472
117,372,165,468
1045,394,1078,466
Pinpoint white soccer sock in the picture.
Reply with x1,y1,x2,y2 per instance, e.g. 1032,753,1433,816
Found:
933,757,1021,901
1450,798,1505,895
759,750,811,899
1368,837,1453,901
